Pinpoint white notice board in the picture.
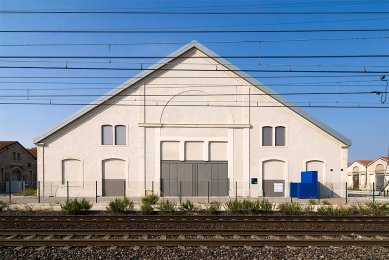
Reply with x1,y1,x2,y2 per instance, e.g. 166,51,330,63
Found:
274,183,284,193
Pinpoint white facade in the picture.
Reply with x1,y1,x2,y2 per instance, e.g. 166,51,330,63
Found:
347,157,389,191
34,41,350,198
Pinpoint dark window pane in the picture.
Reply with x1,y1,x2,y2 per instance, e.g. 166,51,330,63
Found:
102,125,113,145
115,125,126,145
275,126,286,146
262,127,273,146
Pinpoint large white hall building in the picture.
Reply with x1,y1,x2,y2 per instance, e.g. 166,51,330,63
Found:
34,41,351,198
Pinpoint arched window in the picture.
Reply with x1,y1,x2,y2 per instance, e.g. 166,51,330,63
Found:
275,126,286,146
101,125,113,145
262,126,273,146
115,125,126,145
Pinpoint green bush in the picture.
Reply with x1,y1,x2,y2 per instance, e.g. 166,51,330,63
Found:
107,198,134,212
308,199,317,205
141,194,159,205
317,205,349,216
322,200,332,205
14,188,37,196
241,200,255,213
140,202,154,215
209,201,221,215
159,200,176,215
258,199,274,212
61,198,92,215
224,200,243,214
304,204,315,214
180,200,195,212
278,202,302,215
365,202,389,216
0,201,8,212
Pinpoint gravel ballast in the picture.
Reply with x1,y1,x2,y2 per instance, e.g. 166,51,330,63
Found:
0,246,388,260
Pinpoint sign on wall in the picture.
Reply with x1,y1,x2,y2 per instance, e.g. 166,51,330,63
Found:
274,183,284,193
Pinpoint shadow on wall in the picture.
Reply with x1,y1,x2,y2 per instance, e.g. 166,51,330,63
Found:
319,182,341,198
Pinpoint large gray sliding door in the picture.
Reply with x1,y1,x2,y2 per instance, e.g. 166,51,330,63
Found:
161,161,228,197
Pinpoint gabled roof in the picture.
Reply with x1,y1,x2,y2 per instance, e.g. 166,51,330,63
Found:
368,156,389,166
0,141,37,161
34,40,351,146
0,141,17,150
352,160,372,167
27,147,37,159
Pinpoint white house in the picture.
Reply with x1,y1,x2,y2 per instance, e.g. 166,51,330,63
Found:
347,157,389,191
346,160,371,190
34,41,351,198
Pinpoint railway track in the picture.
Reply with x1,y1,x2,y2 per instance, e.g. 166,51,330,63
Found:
0,215,388,248
0,229,388,247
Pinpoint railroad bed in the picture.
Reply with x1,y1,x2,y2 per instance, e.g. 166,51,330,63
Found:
0,214,388,259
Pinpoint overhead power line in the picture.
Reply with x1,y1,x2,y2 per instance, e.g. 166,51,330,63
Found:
1,65,388,74
2,10,389,15
1,59,388,69
0,102,387,109
0,75,381,79
1,54,388,59
2,91,387,98
2,29,389,34
1,36,387,47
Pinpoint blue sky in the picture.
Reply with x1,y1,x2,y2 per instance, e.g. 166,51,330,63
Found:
0,0,388,162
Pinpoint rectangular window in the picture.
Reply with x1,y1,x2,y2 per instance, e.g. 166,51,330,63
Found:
12,152,16,160
275,126,286,146
102,125,113,145
115,125,126,145
262,126,273,146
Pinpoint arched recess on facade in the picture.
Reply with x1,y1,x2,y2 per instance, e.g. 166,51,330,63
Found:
159,90,234,124
61,159,82,185
102,158,126,197
305,160,325,183
262,159,286,197
10,167,22,181
375,164,385,190
352,166,360,190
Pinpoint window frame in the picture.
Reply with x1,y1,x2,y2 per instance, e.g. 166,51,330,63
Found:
275,126,286,147
262,126,273,146
114,125,127,145
101,124,113,145
261,125,287,147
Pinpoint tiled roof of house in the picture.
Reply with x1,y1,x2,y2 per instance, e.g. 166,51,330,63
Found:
378,156,389,162
0,141,17,150
27,147,37,159
355,160,373,166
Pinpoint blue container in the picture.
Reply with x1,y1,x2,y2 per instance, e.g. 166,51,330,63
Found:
290,171,318,199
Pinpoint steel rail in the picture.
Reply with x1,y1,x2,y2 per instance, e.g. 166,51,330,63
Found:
0,215,388,224
0,239,388,247
1,229,388,236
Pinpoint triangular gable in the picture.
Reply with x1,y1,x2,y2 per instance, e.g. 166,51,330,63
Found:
34,40,351,146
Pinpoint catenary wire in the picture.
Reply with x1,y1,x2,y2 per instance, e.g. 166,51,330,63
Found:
1,36,387,47
1,54,387,59
1,65,388,74
2,29,389,34
2,10,389,15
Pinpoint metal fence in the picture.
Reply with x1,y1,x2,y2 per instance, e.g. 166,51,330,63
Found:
0,180,388,204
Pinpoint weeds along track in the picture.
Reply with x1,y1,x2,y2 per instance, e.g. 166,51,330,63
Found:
0,215,388,224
